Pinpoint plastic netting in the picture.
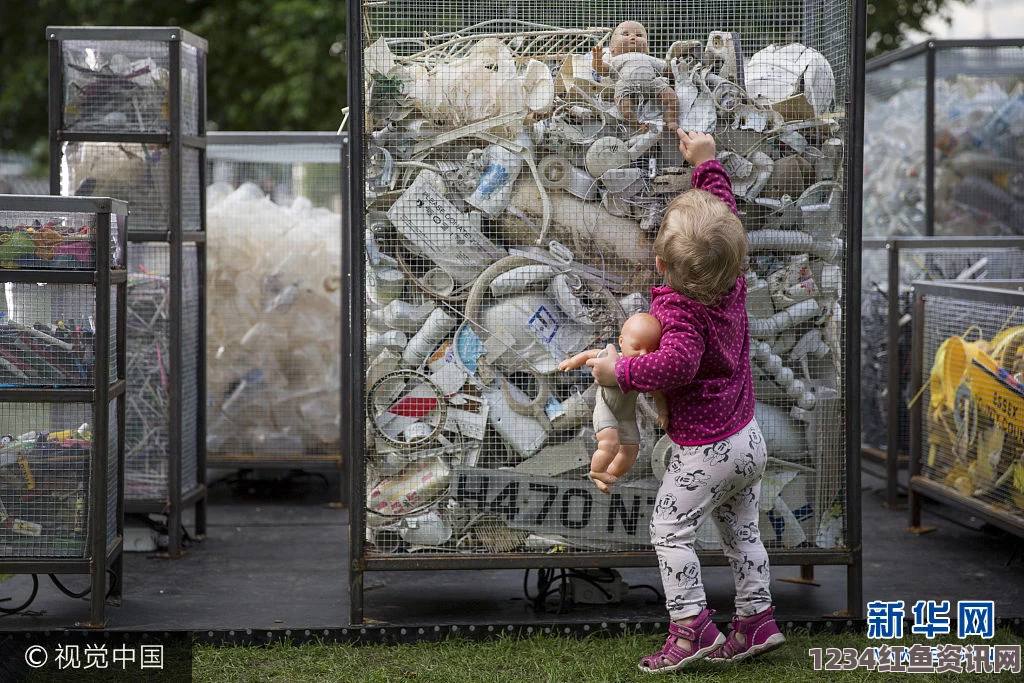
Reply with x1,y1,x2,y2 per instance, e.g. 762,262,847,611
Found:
358,0,852,555
205,137,343,462
919,288,1024,528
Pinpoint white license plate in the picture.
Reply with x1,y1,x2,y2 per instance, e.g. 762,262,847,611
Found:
454,467,657,544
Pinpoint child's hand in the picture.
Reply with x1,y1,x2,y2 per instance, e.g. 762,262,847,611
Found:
586,344,620,386
678,130,716,166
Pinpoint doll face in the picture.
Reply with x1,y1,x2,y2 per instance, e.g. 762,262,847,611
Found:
618,313,661,357
610,21,649,57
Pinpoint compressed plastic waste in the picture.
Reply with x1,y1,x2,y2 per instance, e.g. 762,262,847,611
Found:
864,74,1024,237
359,19,848,555
205,183,341,458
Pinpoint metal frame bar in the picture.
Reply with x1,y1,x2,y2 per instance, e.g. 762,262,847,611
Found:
344,0,865,625
47,26,208,558
46,26,207,51
924,42,936,238
0,195,128,214
345,0,368,627
908,280,1024,537
866,38,1024,72
207,131,347,146
0,201,127,627
203,130,346,495
844,0,867,620
194,45,209,541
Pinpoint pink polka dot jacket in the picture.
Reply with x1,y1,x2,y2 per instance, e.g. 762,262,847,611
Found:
613,159,754,447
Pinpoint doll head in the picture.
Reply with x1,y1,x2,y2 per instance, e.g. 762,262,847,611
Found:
655,189,747,305
619,313,662,357
609,21,650,57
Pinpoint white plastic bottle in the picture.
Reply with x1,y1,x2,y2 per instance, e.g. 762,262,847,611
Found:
467,145,524,215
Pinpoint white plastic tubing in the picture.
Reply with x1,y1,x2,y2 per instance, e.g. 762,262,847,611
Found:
747,229,843,263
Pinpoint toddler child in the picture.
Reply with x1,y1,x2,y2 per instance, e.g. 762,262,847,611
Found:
586,130,785,672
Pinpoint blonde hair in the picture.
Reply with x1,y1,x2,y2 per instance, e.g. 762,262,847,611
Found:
654,189,747,305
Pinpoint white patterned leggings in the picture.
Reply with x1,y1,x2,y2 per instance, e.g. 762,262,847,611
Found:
650,417,772,620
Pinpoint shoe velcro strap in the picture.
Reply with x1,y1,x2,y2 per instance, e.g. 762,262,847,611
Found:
668,621,698,641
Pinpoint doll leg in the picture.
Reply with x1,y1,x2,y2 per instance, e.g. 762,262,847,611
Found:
606,444,640,480
592,443,638,494
660,86,680,131
589,427,622,493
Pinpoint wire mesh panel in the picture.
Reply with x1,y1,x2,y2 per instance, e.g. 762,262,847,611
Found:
933,45,1024,237
861,242,1024,455
205,134,343,466
0,283,118,387
355,0,854,562
53,30,205,135
58,142,170,230
916,285,1024,536
0,210,109,271
107,398,118,543
864,41,1024,238
60,39,172,134
0,402,93,558
123,243,202,499
181,244,200,493
863,54,926,238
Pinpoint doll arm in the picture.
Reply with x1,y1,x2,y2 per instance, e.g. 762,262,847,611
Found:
615,302,706,394
653,391,669,429
558,348,604,372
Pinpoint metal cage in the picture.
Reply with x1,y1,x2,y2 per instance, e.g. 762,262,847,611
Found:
0,194,127,627
864,39,1024,239
345,0,865,624
861,237,1024,508
47,26,208,556
909,280,1024,540
204,132,345,499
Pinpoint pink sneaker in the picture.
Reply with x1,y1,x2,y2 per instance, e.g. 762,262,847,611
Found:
638,608,726,674
707,606,786,663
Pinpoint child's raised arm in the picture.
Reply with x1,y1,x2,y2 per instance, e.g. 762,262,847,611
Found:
678,130,739,216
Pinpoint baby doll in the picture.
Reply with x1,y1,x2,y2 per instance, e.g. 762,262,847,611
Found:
592,21,681,131
559,313,669,493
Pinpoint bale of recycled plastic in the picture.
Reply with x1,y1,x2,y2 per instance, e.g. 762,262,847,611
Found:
206,183,341,454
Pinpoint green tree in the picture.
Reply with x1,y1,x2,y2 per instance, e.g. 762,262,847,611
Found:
0,0,346,162
867,1,975,58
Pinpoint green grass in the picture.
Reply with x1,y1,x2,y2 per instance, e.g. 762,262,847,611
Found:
193,628,1023,682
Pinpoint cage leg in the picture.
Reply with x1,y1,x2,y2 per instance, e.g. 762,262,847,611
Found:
195,495,208,540
86,566,107,628
778,564,820,587
166,504,183,557
108,551,124,606
907,486,937,535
